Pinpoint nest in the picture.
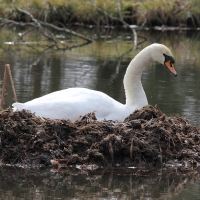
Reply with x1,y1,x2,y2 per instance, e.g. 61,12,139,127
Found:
0,105,200,168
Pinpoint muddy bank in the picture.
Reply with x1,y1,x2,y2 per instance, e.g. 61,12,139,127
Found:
0,105,200,168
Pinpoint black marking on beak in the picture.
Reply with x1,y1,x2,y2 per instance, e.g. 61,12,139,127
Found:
163,53,177,77
163,53,175,66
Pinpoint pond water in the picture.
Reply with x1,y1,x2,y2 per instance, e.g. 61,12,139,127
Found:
0,28,200,126
0,27,200,199
0,166,200,200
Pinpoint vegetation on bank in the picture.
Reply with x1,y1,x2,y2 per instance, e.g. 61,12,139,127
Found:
1,0,200,27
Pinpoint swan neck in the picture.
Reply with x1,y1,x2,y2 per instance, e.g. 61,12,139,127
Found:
124,48,152,107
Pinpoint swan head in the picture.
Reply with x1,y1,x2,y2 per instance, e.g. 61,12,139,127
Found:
150,43,177,76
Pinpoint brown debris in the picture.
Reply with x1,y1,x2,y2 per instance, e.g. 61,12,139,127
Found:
0,105,200,168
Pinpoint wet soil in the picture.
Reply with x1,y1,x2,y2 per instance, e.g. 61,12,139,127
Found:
0,105,200,168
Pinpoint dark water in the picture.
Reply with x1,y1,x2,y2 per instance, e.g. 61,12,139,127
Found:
0,166,200,200
0,27,200,199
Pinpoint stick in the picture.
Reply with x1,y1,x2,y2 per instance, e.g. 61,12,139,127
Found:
0,64,17,110
0,65,8,109
6,64,18,102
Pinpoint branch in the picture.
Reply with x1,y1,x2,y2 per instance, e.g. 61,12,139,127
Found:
89,0,138,48
137,11,147,28
17,7,93,43
18,27,37,40
116,0,137,48
17,7,57,44
89,0,121,22
0,18,26,27
40,21,93,43
0,8,93,44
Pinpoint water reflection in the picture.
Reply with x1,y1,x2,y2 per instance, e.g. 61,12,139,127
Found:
0,28,200,126
0,167,200,199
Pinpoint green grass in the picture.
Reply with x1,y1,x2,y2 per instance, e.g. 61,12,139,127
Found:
0,0,199,27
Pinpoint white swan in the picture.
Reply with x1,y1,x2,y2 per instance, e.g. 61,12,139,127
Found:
12,43,177,121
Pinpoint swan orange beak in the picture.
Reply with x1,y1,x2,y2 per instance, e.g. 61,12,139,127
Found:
165,60,177,77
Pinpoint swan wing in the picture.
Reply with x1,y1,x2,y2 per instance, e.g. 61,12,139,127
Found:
12,88,125,121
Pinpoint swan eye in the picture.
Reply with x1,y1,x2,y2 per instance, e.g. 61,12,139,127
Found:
163,53,175,66
163,53,177,76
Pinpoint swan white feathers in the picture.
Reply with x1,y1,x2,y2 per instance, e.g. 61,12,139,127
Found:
12,43,177,121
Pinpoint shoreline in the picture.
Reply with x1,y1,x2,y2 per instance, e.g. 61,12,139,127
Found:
0,0,200,28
